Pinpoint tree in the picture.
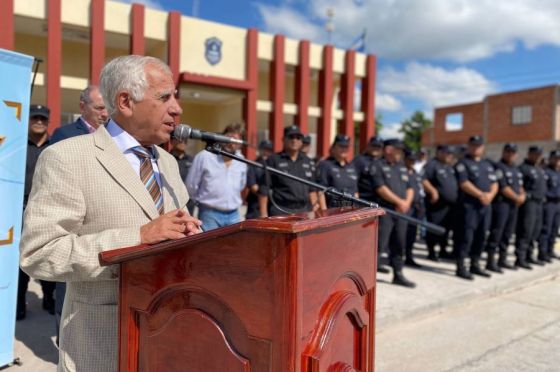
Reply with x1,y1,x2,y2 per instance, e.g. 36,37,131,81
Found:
375,113,384,135
399,111,432,151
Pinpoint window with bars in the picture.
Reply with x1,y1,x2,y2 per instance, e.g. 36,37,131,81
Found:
511,105,532,125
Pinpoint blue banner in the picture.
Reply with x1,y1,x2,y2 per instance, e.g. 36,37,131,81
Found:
0,49,33,367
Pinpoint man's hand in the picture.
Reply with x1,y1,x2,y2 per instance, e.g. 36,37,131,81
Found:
395,199,409,214
516,193,527,206
429,189,440,204
140,209,202,245
479,192,492,206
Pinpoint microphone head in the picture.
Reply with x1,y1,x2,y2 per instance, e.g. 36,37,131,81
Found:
173,124,192,143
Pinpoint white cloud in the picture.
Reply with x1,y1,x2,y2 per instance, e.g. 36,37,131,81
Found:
114,0,164,10
376,92,403,112
380,123,404,139
378,62,496,109
256,0,560,62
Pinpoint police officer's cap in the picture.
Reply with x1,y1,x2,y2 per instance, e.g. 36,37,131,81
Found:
302,135,311,145
550,150,560,158
283,125,303,138
383,138,405,149
258,140,273,151
503,143,518,152
528,145,544,154
404,148,418,160
333,134,350,147
436,144,452,153
368,136,383,147
468,135,484,145
29,104,50,119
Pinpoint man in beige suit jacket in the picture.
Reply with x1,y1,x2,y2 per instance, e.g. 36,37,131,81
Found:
20,55,202,372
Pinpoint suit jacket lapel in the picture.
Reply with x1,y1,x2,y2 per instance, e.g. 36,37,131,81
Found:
76,119,90,135
93,127,160,220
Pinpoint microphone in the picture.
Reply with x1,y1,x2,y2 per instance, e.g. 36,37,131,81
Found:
172,124,248,146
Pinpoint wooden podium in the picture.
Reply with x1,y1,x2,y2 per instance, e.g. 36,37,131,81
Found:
100,207,383,372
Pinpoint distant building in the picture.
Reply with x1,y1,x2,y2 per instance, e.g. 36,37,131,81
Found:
0,0,377,160
422,85,560,159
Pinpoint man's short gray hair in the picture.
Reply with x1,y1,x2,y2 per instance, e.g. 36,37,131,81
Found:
79,85,99,105
99,55,172,116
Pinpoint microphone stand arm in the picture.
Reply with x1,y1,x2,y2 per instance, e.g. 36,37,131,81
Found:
205,142,445,236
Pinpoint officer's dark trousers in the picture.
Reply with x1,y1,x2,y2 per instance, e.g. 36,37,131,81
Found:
516,200,543,261
426,203,456,256
17,268,56,310
486,200,518,259
538,201,560,258
406,204,425,260
456,203,491,266
378,214,407,272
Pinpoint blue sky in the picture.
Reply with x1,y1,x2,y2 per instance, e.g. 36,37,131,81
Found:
122,0,560,138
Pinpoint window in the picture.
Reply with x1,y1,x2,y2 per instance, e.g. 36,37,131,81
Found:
445,113,463,132
512,105,532,125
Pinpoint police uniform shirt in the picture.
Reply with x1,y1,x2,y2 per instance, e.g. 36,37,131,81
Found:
544,166,560,200
174,154,193,183
246,157,266,217
352,153,380,201
495,159,523,196
519,160,547,201
25,138,50,208
455,155,497,203
316,157,359,207
259,151,316,208
422,158,458,204
369,158,412,209
409,169,425,205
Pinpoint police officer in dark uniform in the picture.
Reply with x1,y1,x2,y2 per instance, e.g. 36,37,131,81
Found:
316,134,359,208
422,145,459,261
454,135,498,280
353,136,384,196
245,140,274,219
516,146,547,269
367,138,416,287
484,143,525,272
258,125,318,217
538,150,560,262
170,138,195,214
404,149,425,268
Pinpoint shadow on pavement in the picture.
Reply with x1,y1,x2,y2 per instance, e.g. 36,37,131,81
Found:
15,288,59,365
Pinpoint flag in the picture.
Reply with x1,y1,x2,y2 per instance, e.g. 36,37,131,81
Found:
350,29,367,53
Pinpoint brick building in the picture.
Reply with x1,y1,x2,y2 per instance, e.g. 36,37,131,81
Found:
422,85,560,159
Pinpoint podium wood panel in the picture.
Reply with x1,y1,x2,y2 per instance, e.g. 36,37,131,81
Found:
100,207,383,372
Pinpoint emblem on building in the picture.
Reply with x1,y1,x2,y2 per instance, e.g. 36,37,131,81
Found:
205,37,222,66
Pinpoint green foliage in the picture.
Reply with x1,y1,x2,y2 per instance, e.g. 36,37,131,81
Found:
399,111,432,151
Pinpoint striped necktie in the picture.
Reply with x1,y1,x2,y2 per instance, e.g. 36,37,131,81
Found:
132,146,164,215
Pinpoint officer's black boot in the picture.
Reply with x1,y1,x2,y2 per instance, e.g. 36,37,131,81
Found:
427,244,439,262
486,252,503,274
456,260,474,280
470,259,492,278
527,255,545,266
515,254,532,270
377,264,390,273
392,270,416,288
498,253,516,270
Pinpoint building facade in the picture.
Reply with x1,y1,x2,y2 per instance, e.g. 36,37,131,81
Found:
423,85,560,159
0,0,377,159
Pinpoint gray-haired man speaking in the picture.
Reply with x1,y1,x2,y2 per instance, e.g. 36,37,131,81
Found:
20,55,201,371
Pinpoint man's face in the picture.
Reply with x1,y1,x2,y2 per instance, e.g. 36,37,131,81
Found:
301,143,310,154
260,148,273,159
126,65,182,146
332,143,349,161
81,88,108,128
528,151,542,163
503,150,517,164
283,134,303,152
28,115,49,136
222,132,242,154
172,140,187,154
369,145,383,158
468,143,484,157
384,145,402,163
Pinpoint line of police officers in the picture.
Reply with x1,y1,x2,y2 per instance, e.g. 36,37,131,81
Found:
245,126,560,288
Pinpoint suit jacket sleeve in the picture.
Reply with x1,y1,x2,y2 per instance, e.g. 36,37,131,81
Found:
20,147,141,282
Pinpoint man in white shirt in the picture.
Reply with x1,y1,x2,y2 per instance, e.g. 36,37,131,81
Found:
187,123,248,230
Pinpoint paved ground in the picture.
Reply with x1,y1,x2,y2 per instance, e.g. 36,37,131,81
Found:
6,244,560,371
